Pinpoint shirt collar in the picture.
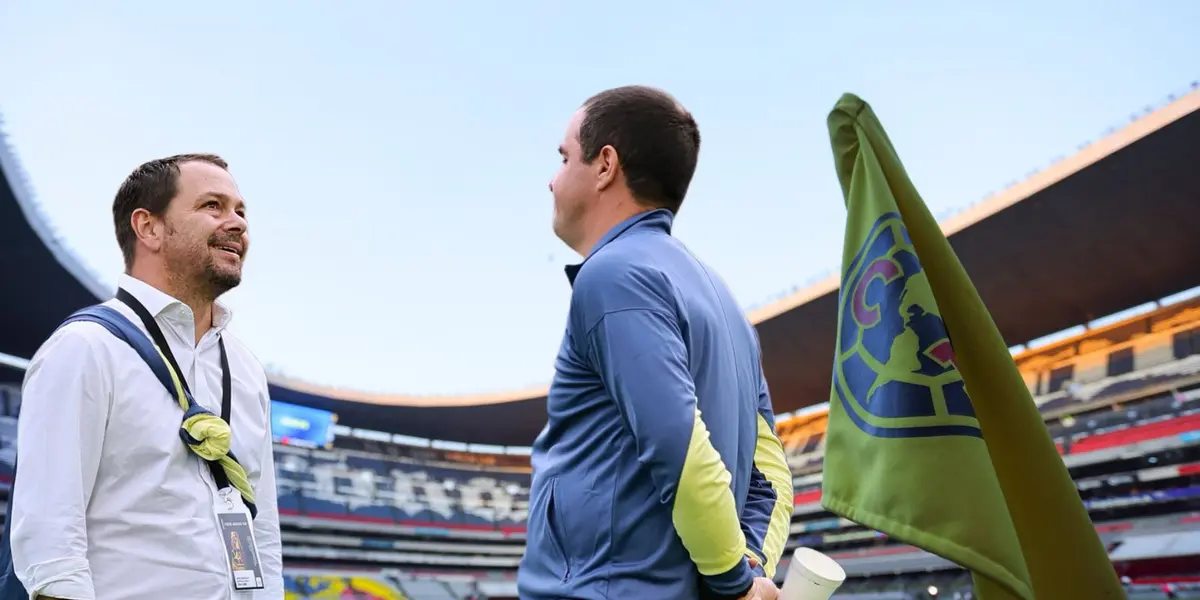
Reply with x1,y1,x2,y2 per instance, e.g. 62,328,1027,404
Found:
116,273,234,332
564,208,674,286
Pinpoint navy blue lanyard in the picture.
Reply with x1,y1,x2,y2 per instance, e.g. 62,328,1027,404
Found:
116,288,233,488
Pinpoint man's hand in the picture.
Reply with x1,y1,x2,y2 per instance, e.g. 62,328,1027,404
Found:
737,577,779,600
739,555,778,600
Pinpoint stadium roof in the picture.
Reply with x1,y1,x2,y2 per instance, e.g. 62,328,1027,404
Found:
3,89,1199,446
0,124,111,362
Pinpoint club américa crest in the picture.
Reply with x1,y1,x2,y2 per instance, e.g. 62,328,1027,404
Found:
832,213,981,438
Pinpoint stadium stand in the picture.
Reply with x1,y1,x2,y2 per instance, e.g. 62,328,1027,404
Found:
2,84,1199,598
272,444,529,533
284,572,410,600
2,293,1199,598
774,296,1200,598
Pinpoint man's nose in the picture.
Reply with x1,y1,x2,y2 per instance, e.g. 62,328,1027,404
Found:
225,210,248,233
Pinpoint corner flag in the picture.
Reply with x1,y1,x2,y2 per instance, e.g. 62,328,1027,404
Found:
818,94,1124,600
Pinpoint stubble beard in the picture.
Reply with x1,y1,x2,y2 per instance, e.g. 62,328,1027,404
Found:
163,230,242,304
203,259,241,299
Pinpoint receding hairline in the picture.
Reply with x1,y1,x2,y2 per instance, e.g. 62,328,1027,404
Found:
173,154,230,173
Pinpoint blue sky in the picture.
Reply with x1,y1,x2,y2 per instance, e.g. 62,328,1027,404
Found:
0,1,1196,397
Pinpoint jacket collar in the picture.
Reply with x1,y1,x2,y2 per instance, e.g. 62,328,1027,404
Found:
564,208,674,286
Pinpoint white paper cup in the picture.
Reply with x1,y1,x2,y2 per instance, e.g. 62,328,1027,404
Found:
779,547,847,600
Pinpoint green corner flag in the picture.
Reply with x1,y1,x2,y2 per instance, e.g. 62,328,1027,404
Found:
819,94,1124,600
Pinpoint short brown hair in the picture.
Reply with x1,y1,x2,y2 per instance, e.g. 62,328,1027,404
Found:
112,153,228,269
578,85,701,214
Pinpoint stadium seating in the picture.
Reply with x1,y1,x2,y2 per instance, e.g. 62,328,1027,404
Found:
0,304,1197,599
773,320,1200,598
778,346,1200,472
0,413,14,486
1071,411,1200,455
284,573,408,599
833,568,974,599
1035,354,1200,415
0,338,1195,524
397,579,457,600
1124,582,1200,600
273,445,530,533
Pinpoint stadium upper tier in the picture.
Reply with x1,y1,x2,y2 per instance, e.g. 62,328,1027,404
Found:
2,89,1199,448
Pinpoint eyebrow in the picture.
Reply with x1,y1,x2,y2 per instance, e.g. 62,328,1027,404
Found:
557,145,566,156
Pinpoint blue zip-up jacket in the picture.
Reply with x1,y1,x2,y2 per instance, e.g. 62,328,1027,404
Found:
518,209,794,600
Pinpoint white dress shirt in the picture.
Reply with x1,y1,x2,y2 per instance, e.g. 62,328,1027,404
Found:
11,274,283,600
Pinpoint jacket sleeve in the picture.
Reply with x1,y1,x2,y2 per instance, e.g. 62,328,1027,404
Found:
738,372,795,579
587,308,755,598
12,325,112,600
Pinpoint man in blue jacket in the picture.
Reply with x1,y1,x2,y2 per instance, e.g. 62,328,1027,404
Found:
518,85,794,600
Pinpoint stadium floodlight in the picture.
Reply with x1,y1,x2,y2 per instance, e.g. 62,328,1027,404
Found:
779,547,845,600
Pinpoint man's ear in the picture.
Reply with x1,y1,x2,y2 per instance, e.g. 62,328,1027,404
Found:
595,145,620,192
131,208,165,253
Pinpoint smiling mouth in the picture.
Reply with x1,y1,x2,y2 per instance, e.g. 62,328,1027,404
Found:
213,244,242,258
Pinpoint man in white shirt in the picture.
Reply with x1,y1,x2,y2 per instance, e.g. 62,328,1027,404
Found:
7,154,283,599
